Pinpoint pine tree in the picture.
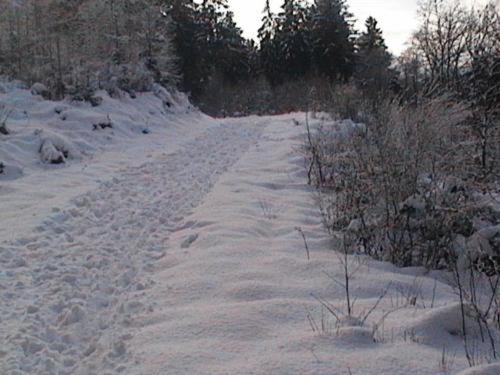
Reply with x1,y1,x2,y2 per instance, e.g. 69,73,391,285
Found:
162,0,207,97
310,0,356,81
215,10,253,84
357,16,387,52
355,16,393,95
258,0,281,85
274,0,312,81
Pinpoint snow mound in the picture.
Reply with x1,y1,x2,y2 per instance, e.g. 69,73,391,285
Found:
0,163,23,181
457,363,500,375
152,83,194,114
0,78,193,178
38,130,76,164
336,326,375,343
408,303,479,345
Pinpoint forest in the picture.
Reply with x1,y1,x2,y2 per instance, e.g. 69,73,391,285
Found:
1,1,497,116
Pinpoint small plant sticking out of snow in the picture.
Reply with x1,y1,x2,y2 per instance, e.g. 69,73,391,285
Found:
93,115,113,131
0,162,4,174
448,253,500,367
0,104,12,135
307,235,394,342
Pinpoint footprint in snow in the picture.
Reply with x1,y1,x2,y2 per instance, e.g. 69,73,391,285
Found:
181,233,199,249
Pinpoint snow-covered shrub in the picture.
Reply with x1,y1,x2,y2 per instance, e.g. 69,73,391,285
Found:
308,94,500,363
65,77,102,107
37,131,75,165
39,140,68,164
97,63,156,98
92,116,113,131
30,83,50,99
309,95,499,271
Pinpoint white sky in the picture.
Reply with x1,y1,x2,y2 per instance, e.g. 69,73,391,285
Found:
227,0,492,55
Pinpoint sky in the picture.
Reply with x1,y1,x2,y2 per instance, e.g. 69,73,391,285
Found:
227,0,492,55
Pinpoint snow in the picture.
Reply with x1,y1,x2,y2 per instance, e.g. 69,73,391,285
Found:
0,84,499,374
457,363,500,375
0,80,200,241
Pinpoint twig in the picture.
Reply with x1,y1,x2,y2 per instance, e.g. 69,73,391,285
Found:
296,227,310,261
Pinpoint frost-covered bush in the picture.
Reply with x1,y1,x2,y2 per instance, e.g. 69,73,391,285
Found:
37,131,75,165
328,83,368,122
30,83,50,99
309,96,500,272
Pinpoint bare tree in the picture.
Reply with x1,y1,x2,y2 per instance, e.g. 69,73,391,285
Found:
413,0,469,88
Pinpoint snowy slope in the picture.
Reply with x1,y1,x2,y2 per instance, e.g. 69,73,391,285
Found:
0,80,205,241
1,96,498,374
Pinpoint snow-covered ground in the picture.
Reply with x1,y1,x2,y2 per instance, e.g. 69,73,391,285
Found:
0,80,202,241
1,85,498,374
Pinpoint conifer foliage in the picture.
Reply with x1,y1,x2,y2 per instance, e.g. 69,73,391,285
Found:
354,16,393,95
274,0,312,82
258,0,280,86
163,0,252,98
257,0,357,85
310,0,356,80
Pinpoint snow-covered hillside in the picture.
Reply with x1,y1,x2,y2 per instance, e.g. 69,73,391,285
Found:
0,80,206,240
0,87,498,374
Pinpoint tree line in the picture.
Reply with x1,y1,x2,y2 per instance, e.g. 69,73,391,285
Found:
0,0,392,110
165,0,392,107
0,0,497,118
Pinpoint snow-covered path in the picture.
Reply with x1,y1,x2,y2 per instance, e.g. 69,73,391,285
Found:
1,113,497,374
0,118,264,374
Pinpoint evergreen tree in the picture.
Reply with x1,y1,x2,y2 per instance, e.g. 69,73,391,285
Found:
215,10,253,84
357,16,387,52
164,0,252,96
161,0,212,97
258,0,281,85
197,0,228,55
310,0,356,81
274,0,312,81
355,16,393,95
197,1,253,86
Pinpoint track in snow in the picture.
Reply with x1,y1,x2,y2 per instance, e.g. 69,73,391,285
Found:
0,120,263,374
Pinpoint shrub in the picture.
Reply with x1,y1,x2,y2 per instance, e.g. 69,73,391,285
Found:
308,94,498,270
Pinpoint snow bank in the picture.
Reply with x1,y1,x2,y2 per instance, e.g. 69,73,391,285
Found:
405,303,481,346
0,78,193,176
0,78,206,240
458,363,500,375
